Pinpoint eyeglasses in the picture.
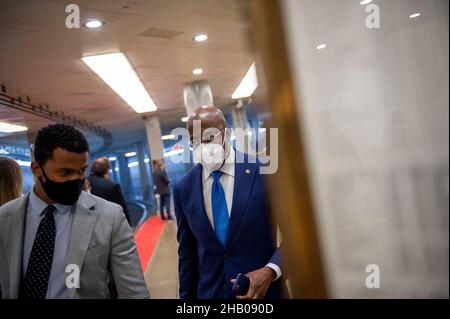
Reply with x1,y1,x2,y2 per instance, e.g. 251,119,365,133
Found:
190,127,226,148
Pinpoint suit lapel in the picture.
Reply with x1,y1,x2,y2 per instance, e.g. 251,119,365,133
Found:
0,194,28,298
66,192,98,298
226,154,257,250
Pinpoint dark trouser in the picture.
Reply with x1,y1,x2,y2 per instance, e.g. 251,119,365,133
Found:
160,193,172,220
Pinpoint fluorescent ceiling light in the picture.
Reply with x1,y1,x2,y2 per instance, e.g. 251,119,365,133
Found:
125,151,136,157
16,160,31,167
409,13,421,18
81,52,157,113
108,156,117,161
162,134,176,140
316,44,327,50
192,68,203,75
194,34,208,42
181,116,189,122
0,121,28,133
232,62,258,99
128,161,138,168
164,149,184,157
360,0,372,5
85,19,104,28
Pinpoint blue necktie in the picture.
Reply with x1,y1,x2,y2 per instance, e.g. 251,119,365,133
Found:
211,170,229,247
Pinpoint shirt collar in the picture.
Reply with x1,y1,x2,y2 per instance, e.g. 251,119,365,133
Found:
29,187,72,216
203,145,235,181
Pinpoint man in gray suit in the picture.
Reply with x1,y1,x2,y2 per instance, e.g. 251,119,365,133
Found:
0,123,149,299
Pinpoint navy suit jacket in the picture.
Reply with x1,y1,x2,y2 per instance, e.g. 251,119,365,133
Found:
173,152,284,299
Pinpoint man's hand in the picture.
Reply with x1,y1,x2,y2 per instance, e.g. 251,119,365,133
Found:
230,266,276,299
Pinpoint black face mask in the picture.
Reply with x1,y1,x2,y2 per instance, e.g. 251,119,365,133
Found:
39,168,84,205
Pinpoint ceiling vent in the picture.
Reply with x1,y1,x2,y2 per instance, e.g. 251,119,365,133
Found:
139,28,183,39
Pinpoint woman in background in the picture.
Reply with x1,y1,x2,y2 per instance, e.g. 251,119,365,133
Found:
0,156,23,206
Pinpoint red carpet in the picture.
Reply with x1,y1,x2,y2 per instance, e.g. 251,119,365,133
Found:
134,216,166,272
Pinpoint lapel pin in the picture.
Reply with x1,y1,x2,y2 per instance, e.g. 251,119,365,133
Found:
245,169,251,175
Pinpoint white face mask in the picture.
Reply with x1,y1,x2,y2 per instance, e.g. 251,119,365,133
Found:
194,132,230,171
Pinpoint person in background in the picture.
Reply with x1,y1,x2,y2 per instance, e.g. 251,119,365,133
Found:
0,123,149,299
0,157,23,206
0,157,23,299
153,160,172,220
83,178,91,193
87,157,131,225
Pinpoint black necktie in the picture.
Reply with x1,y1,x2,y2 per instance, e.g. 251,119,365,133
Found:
20,205,56,299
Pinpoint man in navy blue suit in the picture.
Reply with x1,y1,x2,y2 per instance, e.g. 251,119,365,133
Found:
174,105,284,299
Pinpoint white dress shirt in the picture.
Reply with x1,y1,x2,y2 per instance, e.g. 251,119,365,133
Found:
201,146,281,280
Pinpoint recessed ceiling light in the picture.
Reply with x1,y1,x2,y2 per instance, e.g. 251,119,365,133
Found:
0,121,28,133
85,19,104,28
232,62,258,99
409,13,421,18
360,0,372,5
125,152,136,157
192,68,203,75
162,134,176,140
81,53,158,113
193,34,208,42
316,44,327,50
181,116,189,122
108,156,117,161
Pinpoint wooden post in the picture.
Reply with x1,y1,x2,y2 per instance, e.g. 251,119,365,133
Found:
249,0,328,298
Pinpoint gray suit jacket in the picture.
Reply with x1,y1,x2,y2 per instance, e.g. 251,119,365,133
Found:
0,191,150,299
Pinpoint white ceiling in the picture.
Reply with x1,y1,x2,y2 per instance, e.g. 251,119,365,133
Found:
0,0,253,152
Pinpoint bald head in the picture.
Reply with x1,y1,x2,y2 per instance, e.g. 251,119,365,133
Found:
187,105,226,135
90,156,110,178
